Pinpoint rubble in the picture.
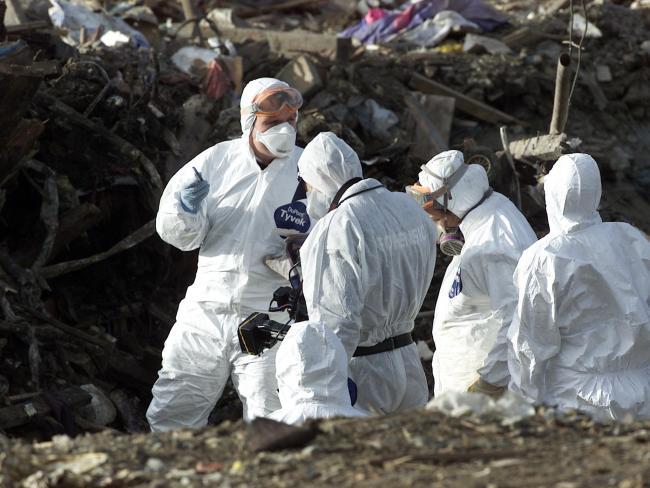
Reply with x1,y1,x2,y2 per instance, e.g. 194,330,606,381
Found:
2,405,650,486
0,0,648,458
276,54,323,97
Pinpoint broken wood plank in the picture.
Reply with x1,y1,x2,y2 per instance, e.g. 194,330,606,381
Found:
404,92,449,158
409,73,525,126
46,316,116,350
0,386,90,430
0,60,60,77
545,0,569,15
508,133,568,161
23,160,59,270
40,220,156,279
3,0,28,26
34,93,163,208
502,26,558,49
371,449,523,467
235,0,323,18
199,25,351,61
5,20,50,34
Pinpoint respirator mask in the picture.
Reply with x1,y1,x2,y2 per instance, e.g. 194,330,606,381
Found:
406,164,491,257
255,122,297,158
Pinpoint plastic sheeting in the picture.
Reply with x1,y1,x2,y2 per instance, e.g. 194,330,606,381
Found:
340,0,507,45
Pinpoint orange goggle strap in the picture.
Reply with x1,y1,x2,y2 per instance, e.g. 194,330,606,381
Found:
243,87,303,119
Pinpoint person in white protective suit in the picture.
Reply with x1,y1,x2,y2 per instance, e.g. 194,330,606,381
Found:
508,153,650,421
299,132,437,414
147,78,312,431
269,322,369,425
413,150,536,397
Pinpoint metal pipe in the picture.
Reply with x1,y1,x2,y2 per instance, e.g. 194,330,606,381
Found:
549,52,572,135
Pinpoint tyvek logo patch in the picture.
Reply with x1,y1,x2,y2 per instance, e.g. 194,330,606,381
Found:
274,201,310,235
449,269,462,299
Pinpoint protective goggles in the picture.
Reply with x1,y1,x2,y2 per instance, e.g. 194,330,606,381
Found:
245,86,303,119
406,183,444,211
408,162,469,214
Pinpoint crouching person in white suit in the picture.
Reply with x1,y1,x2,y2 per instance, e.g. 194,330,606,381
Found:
508,153,650,422
269,322,369,425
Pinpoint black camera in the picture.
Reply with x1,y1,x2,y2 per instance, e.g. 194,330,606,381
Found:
237,312,291,356
238,234,308,355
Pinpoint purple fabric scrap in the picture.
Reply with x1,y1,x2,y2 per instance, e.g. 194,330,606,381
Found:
340,0,508,44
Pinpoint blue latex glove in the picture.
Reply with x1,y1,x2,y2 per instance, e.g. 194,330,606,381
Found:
179,168,210,214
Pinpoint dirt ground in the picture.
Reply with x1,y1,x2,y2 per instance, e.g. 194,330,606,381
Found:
2,407,650,487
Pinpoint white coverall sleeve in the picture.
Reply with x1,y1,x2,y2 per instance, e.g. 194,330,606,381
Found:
304,247,364,361
474,253,521,387
156,158,210,251
507,257,562,401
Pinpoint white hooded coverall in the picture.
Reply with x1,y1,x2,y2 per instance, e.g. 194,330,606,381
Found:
418,150,537,395
269,322,368,425
508,153,650,421
299,132,437,414
147,78,309,431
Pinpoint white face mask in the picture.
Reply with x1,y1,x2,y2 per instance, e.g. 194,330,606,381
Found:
306,188,331,221
255,122,296,158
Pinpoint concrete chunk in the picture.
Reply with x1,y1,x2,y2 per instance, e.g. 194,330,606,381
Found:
276,55,323,98
596,65,612,83
509,133,568,161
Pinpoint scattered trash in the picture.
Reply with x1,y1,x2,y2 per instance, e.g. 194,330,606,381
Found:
426,391,535,425
1,0,649,449
353,99,399,141
399,10,480,48
171,46,242,98
48,0,150,48
340,0,507,45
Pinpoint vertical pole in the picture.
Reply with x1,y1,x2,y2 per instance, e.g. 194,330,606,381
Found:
549,53,572,135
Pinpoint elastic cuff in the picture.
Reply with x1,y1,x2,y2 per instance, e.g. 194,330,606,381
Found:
180,199,199,214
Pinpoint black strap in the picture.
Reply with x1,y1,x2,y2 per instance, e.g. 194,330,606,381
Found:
330,179,384,212
461,188,494,222
292,176,307,202
329,177,362,211
353,332,413,357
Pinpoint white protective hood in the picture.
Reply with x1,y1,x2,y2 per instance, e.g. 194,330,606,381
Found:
418,150,490,219
297,132,363,201
270,321,367,424
276,321,354,407
544,153,603,234
239,77,291,134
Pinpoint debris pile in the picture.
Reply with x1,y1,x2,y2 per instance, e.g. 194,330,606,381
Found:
2,404,650,486
0,0,649,440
